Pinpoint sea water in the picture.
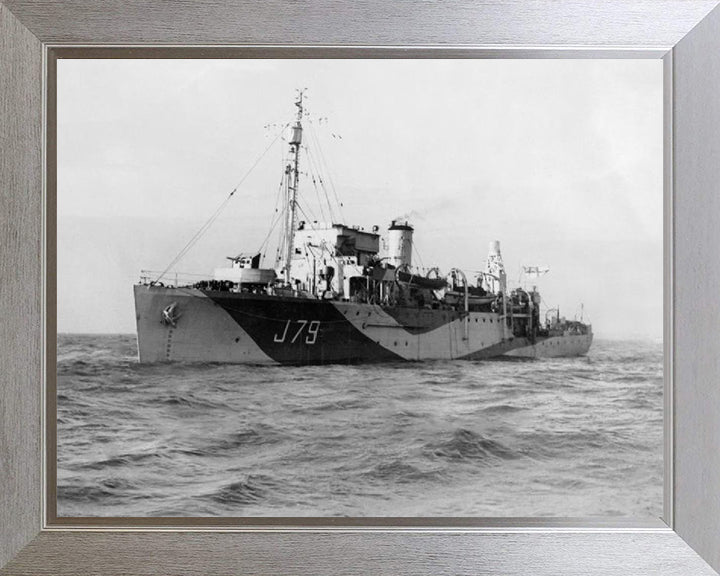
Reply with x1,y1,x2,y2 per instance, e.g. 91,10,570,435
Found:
57,335,662,518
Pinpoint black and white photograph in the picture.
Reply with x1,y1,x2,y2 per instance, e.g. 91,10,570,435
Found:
56,58,663,518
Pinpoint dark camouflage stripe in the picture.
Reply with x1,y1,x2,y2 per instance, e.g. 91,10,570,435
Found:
204,292,404,365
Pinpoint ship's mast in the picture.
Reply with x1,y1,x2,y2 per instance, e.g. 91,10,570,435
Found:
283,91,304,284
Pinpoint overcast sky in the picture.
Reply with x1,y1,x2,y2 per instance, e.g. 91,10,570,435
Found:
57,59,663,339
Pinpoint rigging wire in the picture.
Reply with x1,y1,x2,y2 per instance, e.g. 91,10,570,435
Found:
258,202,287,264
304,144,335,223
153,190,236,283
260,115,347,272
259,212,285,266
412,242,426,271
257,169,289,263
154,124,288,283
233,123,288,192
302,146,329,223
295,197,321,229
306,122,346,223
311,172,329,223
294,202,318,233
307,124,343,220
263,120,341,267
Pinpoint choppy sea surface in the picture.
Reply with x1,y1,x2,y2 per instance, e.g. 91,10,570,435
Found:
57,334,663,518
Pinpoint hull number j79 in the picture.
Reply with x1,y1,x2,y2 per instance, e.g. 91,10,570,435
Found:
273,320,321,345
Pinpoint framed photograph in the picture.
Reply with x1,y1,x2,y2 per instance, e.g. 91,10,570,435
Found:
2,2,720,575
52,56,665,523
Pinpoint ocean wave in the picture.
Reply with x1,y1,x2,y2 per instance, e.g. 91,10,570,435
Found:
481,403,523,414
78,451,163,471
181,425,285,458
207,475,274,505
518,427,646,456
99,477,137,491
609,374,657,383
153,392,223,410
58,476,147,504
390,410,425,424
313,398,368,412
426,428,520,463
57,484,117,503
539,477,590,490
362,460,441,484
57,359,98,377
209,429,278,451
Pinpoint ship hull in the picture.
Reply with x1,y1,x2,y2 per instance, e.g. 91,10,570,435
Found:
134,285,591,364
502,333,593,358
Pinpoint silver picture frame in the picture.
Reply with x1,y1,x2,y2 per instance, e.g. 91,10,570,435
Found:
2,1,720,574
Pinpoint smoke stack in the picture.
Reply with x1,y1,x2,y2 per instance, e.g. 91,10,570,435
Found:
387,220,414,268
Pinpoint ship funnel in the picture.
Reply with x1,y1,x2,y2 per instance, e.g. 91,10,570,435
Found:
485,240,507,294
387,220,414,268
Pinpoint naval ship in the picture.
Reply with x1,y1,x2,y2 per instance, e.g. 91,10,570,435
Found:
134,93,592,364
